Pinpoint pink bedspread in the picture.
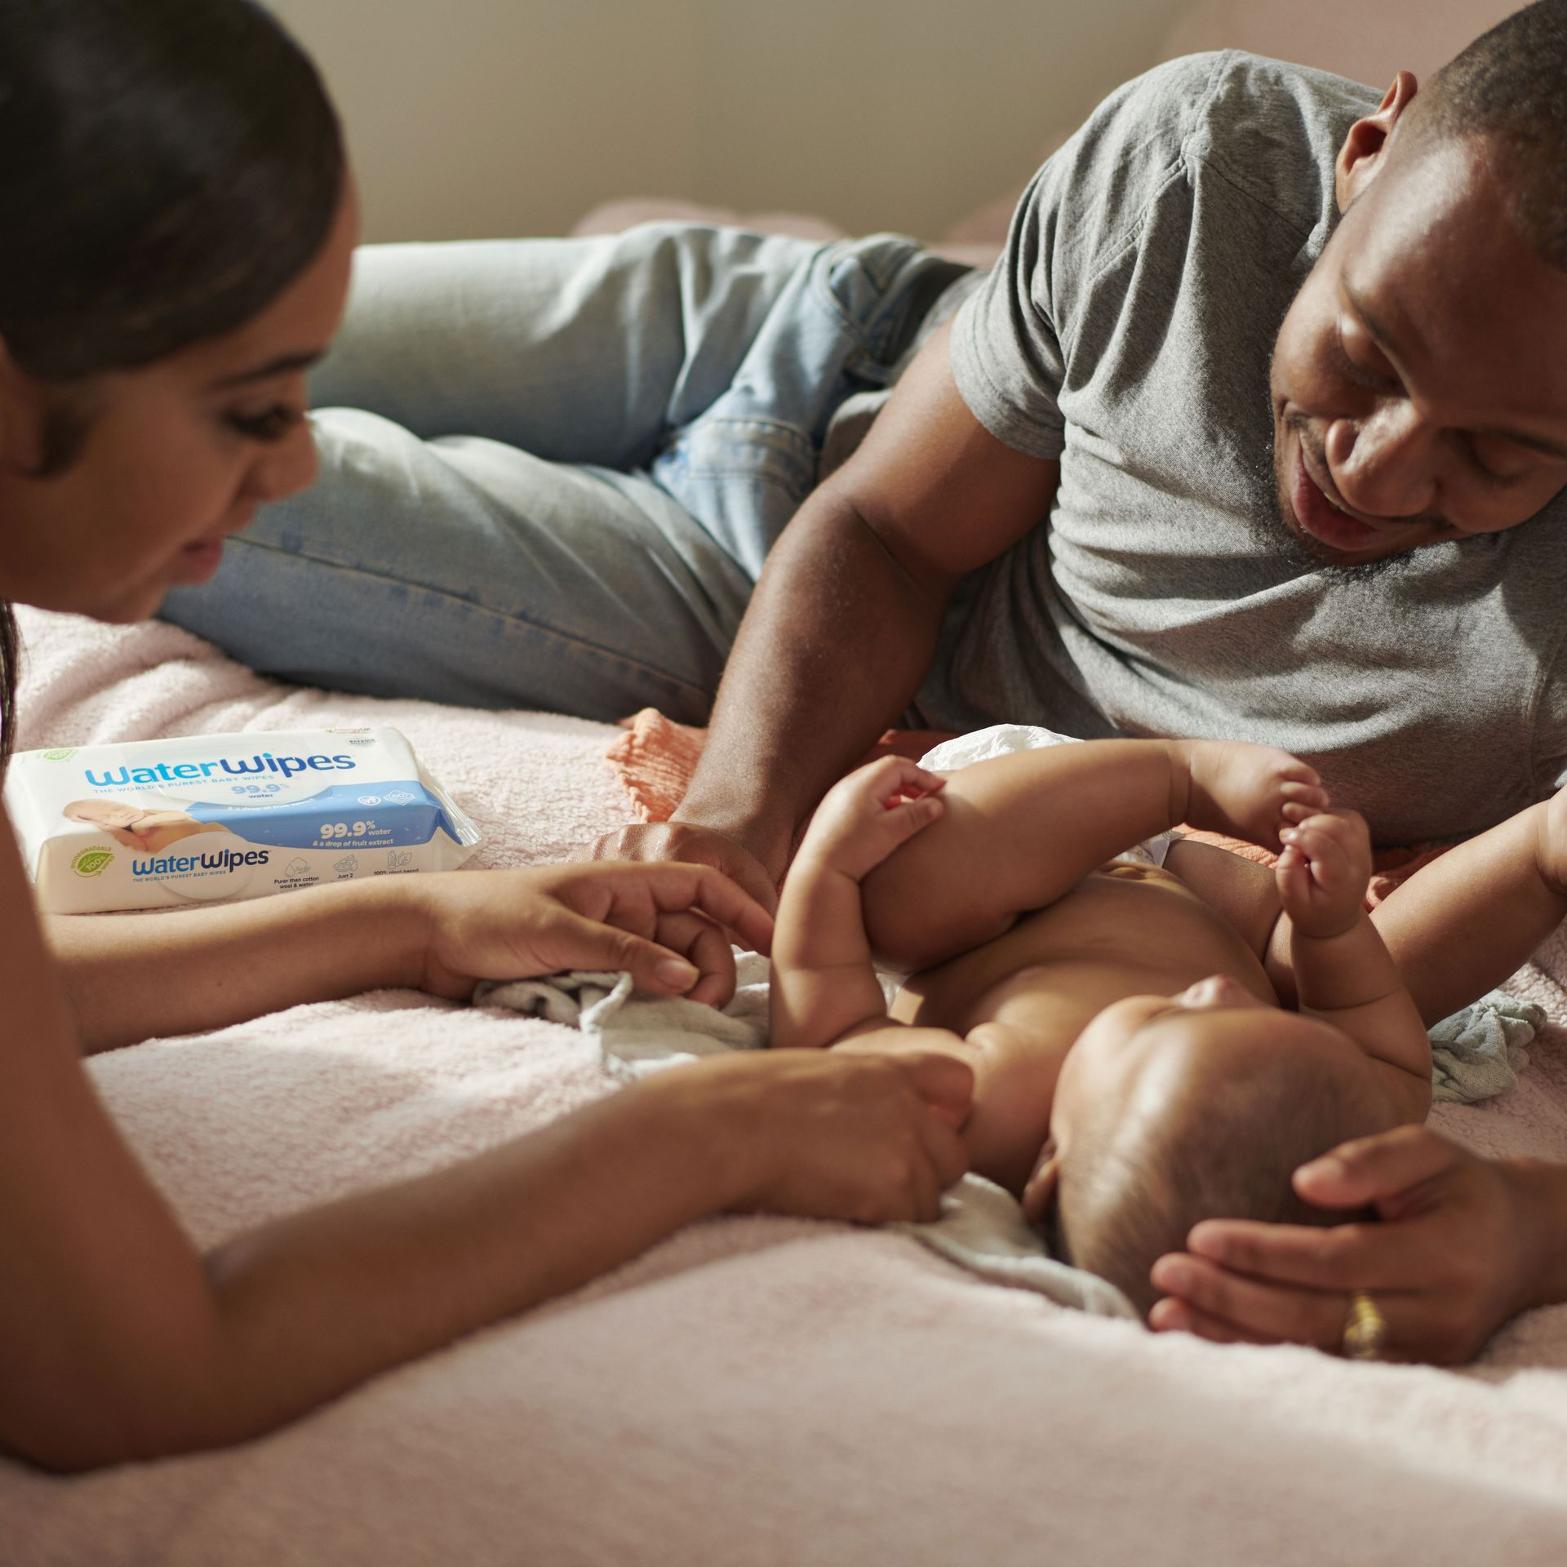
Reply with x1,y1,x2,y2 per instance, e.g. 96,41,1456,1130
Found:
6,606,1567,1566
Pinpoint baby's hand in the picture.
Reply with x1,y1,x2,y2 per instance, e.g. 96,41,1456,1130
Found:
1180,740,1328,852
796,757,947,882
1275,808,1373,938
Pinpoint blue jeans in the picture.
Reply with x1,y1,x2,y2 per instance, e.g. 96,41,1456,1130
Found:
162,224,966,722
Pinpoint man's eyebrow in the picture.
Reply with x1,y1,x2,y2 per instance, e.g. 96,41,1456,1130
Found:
1486,426,1567,463
208,350,325,390
1344,279,1567,462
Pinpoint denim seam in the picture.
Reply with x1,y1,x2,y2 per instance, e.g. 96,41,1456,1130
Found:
224,535,714,698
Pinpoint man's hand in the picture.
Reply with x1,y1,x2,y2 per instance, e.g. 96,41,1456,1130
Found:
414,861,775,1008
1146,1125,1554,1364
580,821,780,919
1274,807,1374,938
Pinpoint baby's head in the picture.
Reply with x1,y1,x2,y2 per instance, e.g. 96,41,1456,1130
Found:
1027,976,1405,1318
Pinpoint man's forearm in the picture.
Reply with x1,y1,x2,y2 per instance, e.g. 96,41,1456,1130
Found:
675,490,950,881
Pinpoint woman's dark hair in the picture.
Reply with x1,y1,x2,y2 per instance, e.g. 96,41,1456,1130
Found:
0,0,346,770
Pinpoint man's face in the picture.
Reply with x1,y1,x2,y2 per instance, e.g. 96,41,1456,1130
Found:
1269,131,1567,566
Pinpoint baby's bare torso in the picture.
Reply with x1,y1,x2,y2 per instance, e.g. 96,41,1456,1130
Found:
896,858,1272,1033
881,855,1281,1191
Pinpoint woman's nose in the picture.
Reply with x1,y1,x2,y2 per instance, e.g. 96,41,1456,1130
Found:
245,419,320,506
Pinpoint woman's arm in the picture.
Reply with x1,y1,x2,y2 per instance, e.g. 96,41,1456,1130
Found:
50,859,778,1052
1,811,972,1472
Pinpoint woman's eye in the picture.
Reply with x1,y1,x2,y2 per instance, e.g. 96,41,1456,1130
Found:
225,405,302,443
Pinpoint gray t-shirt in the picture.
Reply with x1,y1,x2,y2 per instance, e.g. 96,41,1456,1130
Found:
934,50,1567,844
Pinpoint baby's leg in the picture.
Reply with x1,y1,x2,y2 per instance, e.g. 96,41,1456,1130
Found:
862,737,1321,971
1372,792,1567,1026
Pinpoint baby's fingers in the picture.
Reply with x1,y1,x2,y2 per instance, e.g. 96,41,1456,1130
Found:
876,759,948,808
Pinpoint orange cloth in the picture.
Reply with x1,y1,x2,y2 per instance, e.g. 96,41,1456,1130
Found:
604,708,1452,904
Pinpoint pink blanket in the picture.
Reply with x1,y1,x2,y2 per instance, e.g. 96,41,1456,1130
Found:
6,606,1567,1566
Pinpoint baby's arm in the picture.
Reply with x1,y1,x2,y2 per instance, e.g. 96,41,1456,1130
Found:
1268,809,1431,1109
770,758,947,1050
772,755,1084,1184
861,736,1326,971
1369,792,1567,1027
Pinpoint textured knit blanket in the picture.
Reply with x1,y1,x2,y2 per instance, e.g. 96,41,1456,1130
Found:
6,606,1567,1567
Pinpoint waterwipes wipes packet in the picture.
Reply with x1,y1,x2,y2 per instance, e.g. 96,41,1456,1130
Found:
5,727,482,913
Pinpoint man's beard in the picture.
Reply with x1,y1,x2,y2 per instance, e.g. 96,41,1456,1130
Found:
1247,406,1419,585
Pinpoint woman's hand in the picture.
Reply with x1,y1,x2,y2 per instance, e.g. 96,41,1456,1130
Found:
650,1047,973,1223
1147,1125,1566,1363
415,861,775,1008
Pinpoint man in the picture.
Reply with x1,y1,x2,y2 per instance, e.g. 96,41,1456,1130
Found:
602,3,1567,902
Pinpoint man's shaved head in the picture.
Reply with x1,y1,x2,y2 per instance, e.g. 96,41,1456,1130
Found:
1407,0,1567,270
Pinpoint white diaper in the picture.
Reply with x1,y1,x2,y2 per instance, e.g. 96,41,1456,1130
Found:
917,723,1180,868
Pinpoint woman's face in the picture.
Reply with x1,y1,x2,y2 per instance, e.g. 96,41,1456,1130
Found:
0,186,359,623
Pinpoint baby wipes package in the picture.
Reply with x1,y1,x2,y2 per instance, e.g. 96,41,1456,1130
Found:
5,727,482,913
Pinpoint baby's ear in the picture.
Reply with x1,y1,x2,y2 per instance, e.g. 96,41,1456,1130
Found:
1021,1137,1061,1225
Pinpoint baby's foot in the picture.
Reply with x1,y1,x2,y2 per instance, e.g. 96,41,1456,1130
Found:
1275,807,1373,938
1177,739,1328,851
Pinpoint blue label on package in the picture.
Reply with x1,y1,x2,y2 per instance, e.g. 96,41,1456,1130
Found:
188,779,461,852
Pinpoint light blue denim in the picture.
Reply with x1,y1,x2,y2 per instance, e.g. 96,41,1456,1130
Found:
161,224,964,722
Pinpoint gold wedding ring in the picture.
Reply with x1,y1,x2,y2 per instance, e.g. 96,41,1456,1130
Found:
1342,1290,1388,1361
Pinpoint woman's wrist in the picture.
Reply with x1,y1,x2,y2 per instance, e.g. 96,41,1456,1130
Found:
323,873,438,992
617,1065,760,1216
1505,1157,1567,1311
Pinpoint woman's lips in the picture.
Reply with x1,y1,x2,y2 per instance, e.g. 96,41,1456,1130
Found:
1291,450,1379,553
173,538,226,584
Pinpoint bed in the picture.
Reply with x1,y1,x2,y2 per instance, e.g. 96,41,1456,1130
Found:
5,603,1567,1566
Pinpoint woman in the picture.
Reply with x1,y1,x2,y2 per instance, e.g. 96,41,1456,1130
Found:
0,0,970,1472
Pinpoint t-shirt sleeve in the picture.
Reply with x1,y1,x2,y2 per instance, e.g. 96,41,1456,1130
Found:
949,53,1226,461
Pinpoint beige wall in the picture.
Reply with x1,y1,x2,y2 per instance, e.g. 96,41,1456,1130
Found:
273,0,1521,245
272,0,1188,243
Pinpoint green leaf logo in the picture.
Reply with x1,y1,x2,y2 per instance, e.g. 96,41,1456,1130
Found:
72,847,114,878
41,748,77,762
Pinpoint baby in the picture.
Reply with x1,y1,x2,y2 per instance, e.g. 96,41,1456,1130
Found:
770,733,1567,1316
63,798,221,855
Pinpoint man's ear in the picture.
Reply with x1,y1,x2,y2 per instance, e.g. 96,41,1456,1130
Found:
1021,1137,1061,1226
1335,69,1420,213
